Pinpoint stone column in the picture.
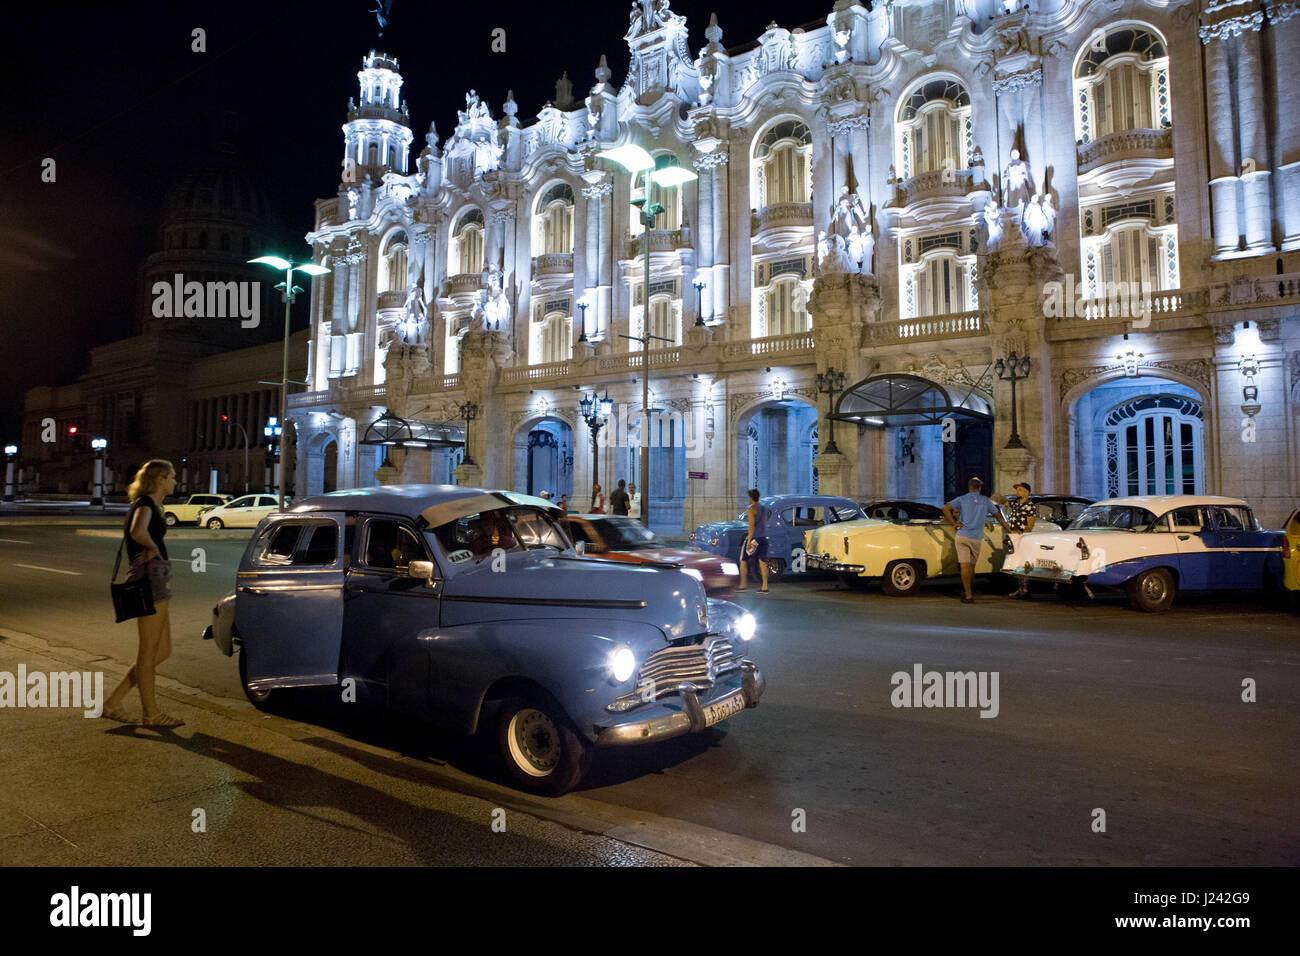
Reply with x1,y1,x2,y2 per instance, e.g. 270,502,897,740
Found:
1237,19,1274,251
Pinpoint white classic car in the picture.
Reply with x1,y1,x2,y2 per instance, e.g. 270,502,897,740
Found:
198,493,288,529
1003,495,1286,612
804,503,1061,596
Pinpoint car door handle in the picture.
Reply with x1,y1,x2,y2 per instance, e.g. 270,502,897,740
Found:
1177,535,1190,541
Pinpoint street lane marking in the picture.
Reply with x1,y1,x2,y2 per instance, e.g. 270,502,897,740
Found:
0,538,32,544
13,563,82,575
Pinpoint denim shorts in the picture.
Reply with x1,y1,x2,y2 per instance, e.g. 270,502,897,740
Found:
128,557,173,603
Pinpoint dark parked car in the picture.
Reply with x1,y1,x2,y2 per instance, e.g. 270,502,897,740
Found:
688,494,865,572
566,514,740,593
205,485,764,794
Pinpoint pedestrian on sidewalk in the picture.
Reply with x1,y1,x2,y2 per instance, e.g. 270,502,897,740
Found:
610,479,629,516
942,477,1010,605
737,488,771,593
627,483,640,519
103,459,184,727
1002,482,1037,598
590,483,606,514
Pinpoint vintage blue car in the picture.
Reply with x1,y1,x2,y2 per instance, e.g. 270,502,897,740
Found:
204,485,764,794
688,494,865,571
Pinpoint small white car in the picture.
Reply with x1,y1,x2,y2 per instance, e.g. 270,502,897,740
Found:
199,494,287,529
1004,495,1285,612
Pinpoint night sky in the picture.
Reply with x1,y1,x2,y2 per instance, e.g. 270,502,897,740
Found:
0,0,793,443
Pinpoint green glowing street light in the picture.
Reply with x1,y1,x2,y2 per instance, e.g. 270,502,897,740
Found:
248,255,330,510
597,146,698,528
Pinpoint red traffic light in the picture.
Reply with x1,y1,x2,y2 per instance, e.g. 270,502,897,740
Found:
67,426,78,434
221,414,228,421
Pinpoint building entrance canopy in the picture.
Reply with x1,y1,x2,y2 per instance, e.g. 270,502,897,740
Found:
360,410,465,449
831,374,992,428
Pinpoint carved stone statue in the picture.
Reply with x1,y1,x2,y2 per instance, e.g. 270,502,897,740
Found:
982,199,1003,249
817,230,856,274
1002,148,1032,210
1021,194,1048,247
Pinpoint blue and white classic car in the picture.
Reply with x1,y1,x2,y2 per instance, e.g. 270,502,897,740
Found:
1003,495,1285,611
204,485,764,794
688,494,865,572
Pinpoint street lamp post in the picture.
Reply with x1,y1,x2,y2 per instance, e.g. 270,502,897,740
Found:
693,276,706,327
248,255,330,510
3,445,17,502
597,145,697,528
90,438,107,507
578,390,613,496
457,401,479,466
995,351,1032,449
576,298,589,344
263,417,283,493
814,368,847,455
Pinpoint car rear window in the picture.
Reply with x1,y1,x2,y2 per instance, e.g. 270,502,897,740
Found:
252,521,339,566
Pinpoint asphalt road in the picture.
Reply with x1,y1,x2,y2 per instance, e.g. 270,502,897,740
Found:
1,518,1297,865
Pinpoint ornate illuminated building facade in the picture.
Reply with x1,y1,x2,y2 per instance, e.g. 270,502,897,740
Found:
293,0,1300,531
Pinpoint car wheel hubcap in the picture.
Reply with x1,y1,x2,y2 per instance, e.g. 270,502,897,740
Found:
508,708,560,776
894,565,914,589
1144,576,1165,602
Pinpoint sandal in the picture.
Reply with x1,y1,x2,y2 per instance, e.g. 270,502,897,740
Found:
141,712,184,728
101,706,133,723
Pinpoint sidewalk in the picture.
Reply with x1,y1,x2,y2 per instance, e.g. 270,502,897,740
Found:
0,629,692,866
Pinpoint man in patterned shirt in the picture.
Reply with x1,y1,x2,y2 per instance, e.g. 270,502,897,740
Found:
1004,482,1037,598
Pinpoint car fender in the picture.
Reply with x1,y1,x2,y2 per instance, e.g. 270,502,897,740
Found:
399,618,670,741
204,590,238,656
1086,554,1179,588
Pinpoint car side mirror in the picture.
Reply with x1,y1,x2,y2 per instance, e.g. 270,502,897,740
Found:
575,541,586,555
407,559,435,585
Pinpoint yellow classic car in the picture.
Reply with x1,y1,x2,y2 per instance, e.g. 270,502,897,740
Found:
162,493,231,526
1284,508,1300,604
804,508,1060,596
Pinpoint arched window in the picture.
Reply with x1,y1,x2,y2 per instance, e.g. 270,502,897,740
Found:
763,277,810,336
381,231,409,292
1074,26,1170,143
1103,395,1202,497
903,249,977,318
452,209,484,276
538,311,572,364
630,155,682,234
896,78,972,180
1080,199,1180,297
534,183,574,255
752,119,812,209
638,296,678,347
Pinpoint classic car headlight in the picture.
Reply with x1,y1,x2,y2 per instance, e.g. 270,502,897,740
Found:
606,645,636,683
721,562,739,576
736,612,757,642
682,568,704,583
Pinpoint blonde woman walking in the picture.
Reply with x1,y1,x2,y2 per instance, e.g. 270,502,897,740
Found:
103,459,184,727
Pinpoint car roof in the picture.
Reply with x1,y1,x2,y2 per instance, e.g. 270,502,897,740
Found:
1088,495,1249,510
1028,495,1092,503
290,484,558,524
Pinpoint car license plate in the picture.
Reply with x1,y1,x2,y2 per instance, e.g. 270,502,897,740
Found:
702,690,746,727
1034,559,1060,570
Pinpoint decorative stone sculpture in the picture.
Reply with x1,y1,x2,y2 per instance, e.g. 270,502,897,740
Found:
1002,148,1032,210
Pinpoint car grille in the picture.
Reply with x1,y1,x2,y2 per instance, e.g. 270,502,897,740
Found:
638,637,739,696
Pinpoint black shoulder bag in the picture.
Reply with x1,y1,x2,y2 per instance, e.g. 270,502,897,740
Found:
111,529,156,623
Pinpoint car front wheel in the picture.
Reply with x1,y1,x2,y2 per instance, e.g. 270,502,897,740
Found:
881,559,923,597
497,694,591,796
1127,567,1175,612
164,512,178,526
238,647,276,711
206,517,224,529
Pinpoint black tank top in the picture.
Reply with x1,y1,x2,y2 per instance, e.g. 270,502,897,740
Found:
124,497,168,562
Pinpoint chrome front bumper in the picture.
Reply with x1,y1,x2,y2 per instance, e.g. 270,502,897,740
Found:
1003,562,1080,583
804,553,865,574
596,660,765,747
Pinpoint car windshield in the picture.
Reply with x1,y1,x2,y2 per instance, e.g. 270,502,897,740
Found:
426,505,570,561
1067,504,1158,532
592,517,660,549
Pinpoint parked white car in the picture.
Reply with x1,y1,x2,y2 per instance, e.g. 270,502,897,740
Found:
1003,495,1286,612
199,494,287,529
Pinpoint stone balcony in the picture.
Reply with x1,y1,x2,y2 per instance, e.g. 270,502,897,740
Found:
531,253,574,276
377,290,407,311
720,331,815,360
1077,127,1173,173
500,360,572,384
445,273,484,295
346,103,408,125
623,228,691,259
868,310,985,345
895,168,977,206
750,202,814,234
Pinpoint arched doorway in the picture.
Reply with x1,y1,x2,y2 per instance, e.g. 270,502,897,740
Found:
833,374,993,504
322,439,338,493
1071,377,1203,500
513,418,573,500
624,409,688,530
735,400,819,503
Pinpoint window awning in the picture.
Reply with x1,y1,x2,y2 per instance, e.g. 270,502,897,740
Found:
831,374,992,427
359,411,465,449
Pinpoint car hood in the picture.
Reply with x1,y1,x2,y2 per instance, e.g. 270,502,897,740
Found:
440,550,711,641
613,547,730,569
